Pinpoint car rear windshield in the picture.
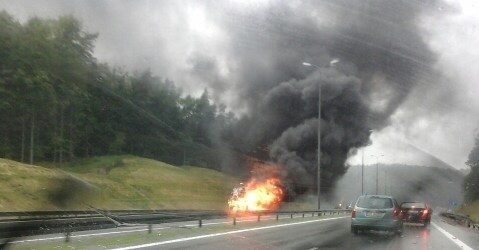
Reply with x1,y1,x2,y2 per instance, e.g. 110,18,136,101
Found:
401,202,426,208
356,196,393,209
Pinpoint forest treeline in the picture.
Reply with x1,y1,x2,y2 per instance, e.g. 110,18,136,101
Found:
0,11,236,168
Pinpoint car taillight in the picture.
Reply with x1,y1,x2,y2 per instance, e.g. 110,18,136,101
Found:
352,209,356,218
393,209,401,217
421,209,428,218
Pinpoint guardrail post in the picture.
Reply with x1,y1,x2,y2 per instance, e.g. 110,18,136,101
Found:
233,217,236,225
302,213,304,218
257,215,260,222
312,213,314,217
148,224,152,234
290,214,293,219
319,212,322,216
276,214,279,220
65,230,71,242
199,219,202,228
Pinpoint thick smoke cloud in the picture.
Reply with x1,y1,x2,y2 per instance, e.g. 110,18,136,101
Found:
212,0,440,195
236,68,372,195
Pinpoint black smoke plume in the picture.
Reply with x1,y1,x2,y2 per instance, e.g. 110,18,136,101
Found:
213,0,441,197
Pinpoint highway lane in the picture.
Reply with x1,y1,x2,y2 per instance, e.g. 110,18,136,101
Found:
113,216,477,250
6,214,478,249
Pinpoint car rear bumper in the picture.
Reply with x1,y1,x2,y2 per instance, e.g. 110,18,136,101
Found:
351,218,401,231
403,215,431,223
403,217,429,223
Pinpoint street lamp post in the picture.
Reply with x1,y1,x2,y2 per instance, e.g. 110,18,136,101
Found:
362,149,364,195
384,169,388,195
302,59,339,209
370,154,384,195
362,130,373,195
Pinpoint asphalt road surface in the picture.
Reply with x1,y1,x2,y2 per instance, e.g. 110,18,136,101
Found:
111,215,478,250
6,215,478,249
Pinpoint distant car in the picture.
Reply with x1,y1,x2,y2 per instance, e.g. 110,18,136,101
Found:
351,195,403,235
400,201,432,226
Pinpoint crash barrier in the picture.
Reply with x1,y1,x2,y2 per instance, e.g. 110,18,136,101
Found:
0,208,351,243
0,209,226,240
229,209,351,227
440,212,479,231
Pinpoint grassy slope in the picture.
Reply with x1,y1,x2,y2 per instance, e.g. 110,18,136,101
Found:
0,158,67,210
458,200,479,222
0,156,237,211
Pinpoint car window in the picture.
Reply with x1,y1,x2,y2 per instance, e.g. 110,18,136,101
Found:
401,202,426,209
393,199,400,208
357,197,393,209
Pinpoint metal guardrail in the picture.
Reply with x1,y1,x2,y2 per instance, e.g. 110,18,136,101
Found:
228,209,351,225
0,209,226,240
0,209,351,241
0,208,350,220
440,212,479,231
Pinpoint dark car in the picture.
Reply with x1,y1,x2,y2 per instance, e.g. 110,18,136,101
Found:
351,195,403,235
400,202,432,226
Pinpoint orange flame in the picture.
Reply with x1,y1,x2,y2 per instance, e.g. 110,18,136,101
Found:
228,162,284,215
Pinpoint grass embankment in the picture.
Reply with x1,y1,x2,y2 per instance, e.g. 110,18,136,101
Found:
457,200,479,222
0,155,237,211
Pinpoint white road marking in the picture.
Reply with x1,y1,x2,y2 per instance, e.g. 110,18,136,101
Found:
10,236,65,243
10,228,163,243
111,216,349,250
0,216,106,224
431,222,475,250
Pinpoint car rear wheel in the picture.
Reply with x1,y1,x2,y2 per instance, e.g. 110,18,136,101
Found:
351,226,359,235
396,223,404,236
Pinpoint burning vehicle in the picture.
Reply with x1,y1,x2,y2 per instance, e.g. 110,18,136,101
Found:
228,162,285,215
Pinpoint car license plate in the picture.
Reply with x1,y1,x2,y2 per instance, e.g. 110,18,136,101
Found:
409,210,418,214
365,211,383,218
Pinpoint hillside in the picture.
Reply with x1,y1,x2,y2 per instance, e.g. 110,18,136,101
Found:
0,156,237,211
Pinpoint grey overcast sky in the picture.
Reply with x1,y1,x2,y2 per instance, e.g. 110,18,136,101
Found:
1,0,478,170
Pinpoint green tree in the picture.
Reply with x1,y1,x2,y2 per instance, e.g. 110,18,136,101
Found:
465,134,479,201
0,11,230,170
49,16,97,163
180,89,217,145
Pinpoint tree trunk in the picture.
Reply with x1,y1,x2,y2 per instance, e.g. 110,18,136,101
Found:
59,105,64,165
69,111,74,160
53,110,58,163
21,116,25,163
29,110,35,165
85,130,90,158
